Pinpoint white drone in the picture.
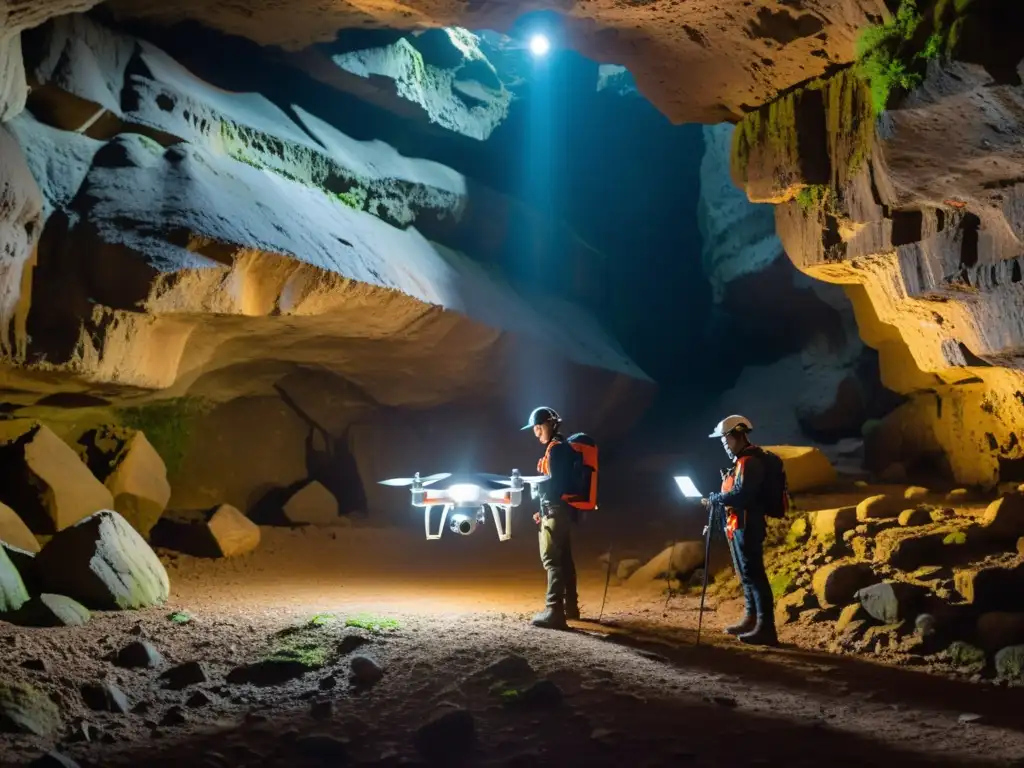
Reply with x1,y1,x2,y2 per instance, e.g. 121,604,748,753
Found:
378,470,548,542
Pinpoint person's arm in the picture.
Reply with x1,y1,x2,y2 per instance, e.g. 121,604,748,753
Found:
541,441,577,501
710,455,765,511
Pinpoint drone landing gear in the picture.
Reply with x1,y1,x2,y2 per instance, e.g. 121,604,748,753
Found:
422,504,512,542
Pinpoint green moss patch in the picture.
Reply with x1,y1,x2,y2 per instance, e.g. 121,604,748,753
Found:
344,614,400,634
854,0,973,115
116,397,212,479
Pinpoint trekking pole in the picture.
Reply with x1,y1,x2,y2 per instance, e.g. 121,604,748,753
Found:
695,501,717,647
597,535,613,624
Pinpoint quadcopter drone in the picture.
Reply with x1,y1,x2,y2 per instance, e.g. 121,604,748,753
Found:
378,470,548,542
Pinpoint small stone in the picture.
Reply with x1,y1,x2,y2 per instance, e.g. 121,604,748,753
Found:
159,661,208,690
20,659,48,673
812,560,876,608
318,675,337,690
856,582,925,624
186,690,213,708
904,486,930,501
484,654,534,682
946,488,970,502
80,682,130,714
349,655,383,687
160,706,187,726
958,713,982,723
898,508,932,527
115,640,163,669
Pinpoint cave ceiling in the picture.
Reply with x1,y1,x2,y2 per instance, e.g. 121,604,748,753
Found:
105,0,889,123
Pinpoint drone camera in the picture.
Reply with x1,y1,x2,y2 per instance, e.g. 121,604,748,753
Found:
449,511,480,535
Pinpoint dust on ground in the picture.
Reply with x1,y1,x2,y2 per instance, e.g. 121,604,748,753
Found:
2,516,1023,768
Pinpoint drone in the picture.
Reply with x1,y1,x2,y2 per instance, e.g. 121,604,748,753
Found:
378,470,548,542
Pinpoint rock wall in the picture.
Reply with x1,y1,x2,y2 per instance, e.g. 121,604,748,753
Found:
698,122,898,446
730,3,1024,486
103,0,890,124
0,14,654,516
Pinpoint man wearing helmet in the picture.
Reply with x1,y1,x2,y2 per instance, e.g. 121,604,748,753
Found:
703,415,778,646
523,406,579,629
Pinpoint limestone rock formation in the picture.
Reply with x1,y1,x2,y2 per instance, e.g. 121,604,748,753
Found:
0,0,102,120
35,509,170,609
14,593,91,627
764,445,836,493
0,420,113,534
0,502,38,552
0,545,29,613
80,427,171,538
731,4,1024,486
151,503,260,558
105,0,888,124
282,481,339,526
310,28,512,140
15,15,649,427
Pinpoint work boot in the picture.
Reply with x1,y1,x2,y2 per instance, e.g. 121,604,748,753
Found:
738,618,778,647
724,613,757,636
531,605,568,630
564,603,580,621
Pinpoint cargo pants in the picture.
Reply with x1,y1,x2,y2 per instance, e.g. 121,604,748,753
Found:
539,504,578,610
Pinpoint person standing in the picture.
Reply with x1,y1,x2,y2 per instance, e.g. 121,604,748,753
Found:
703,414,778,646
523,406,580,629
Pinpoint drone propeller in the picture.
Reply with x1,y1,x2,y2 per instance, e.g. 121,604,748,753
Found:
378,472,452,487
493,475,549,486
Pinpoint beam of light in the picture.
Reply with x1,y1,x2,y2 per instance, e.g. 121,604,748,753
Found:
529,34,551,56
674,476,703,498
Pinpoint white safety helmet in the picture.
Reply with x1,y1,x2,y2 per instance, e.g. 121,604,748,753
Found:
709,414,753,438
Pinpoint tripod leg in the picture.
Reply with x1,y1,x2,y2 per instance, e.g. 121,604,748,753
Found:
598,538,613,624
696,510,715,646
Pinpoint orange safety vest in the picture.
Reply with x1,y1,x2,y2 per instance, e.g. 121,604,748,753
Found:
720,456,751,540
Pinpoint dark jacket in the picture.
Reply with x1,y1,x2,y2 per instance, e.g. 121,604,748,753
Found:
713,445,766,517
539,435,578,506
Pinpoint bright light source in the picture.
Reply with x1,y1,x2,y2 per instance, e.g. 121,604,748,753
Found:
448,483,482,504
674,476,703,499
529,34,551,56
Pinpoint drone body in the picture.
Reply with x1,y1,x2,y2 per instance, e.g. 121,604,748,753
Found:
378,470,548,542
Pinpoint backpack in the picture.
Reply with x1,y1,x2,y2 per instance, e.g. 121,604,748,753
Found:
564,432,599,511
756,447,790,518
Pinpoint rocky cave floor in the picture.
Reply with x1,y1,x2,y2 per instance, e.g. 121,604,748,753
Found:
4,504,1024,768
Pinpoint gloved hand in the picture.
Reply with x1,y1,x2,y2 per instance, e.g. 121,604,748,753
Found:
533,512,541,525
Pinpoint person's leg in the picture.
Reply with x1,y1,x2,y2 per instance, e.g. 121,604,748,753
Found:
533,508,568,628
725,530,756,635
737,521,778,645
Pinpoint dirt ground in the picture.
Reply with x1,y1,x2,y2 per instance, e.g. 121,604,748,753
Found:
3,512,1024,768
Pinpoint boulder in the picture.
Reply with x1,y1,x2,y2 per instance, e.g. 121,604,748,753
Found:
835,602,868,634
810,507,858,545
954,562,1024,611
0,545,29,614
0,421,113,533
904,486,930,501
981,495,1024,537
14,594,90,627
35,510,169,610
898,507,932,527
995,645,1024,681
0,502,39,553
856,494,903,522
811,560,875,608
0,681,61,736
2,542,37,594
775,587,814,625
151,504,260,558
976,613,1024,653
615,559,642,581
947,641,985,673
854,582,925,624
873,525,971,571
626,541,705,586
761,446,836,493
282,481,339,526
81,428,171,538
